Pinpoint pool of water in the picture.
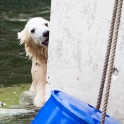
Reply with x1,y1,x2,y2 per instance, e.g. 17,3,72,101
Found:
0,0,51,123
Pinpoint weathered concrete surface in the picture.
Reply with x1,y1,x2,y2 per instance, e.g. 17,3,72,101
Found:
46,0,124,123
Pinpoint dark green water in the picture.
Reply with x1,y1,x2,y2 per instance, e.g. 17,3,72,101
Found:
0,0,51,123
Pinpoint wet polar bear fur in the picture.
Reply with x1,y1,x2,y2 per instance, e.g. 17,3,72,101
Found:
18,17,50,107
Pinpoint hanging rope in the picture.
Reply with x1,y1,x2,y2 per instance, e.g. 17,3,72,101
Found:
96,0,118,110
100,0,123,123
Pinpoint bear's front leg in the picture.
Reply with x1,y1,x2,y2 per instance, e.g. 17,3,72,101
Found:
31,59,47,107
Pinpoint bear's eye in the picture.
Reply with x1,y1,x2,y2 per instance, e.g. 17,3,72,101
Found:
31,29,35,33
45,23,48,27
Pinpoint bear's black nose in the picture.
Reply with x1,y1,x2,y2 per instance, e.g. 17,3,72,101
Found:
43,31,49,37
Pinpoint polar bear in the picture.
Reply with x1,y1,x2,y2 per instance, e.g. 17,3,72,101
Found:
18,17,49,107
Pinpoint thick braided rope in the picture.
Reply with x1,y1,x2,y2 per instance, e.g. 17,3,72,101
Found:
96,0,118,110
100,0,123,123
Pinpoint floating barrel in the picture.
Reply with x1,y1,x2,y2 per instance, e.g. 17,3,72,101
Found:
31,90,120,124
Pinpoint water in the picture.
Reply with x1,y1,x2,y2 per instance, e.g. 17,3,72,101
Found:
0,0,51,123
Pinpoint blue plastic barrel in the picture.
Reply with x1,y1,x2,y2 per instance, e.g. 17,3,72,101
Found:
31,90,120,124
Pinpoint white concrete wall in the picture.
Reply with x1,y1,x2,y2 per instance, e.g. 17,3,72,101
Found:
46,0,124,123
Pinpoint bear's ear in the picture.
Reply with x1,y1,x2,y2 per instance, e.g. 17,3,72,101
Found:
18,32,22,39
17,29,27,44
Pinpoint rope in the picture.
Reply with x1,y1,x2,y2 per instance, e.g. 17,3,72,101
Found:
96,0,118,110
100,0,123,123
